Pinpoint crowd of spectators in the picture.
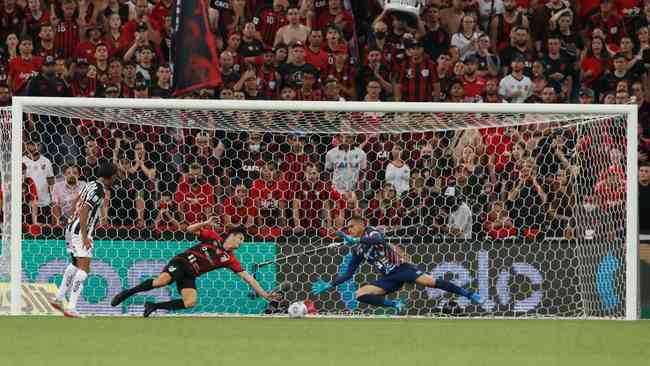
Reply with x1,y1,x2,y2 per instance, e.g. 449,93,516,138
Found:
1,0,650,240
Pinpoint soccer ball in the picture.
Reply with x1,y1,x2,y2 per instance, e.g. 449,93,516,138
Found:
287,301,308,318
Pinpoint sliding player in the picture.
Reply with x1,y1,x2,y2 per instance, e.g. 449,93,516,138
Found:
111,218,280,317
50,163,118,318
312,214,483,312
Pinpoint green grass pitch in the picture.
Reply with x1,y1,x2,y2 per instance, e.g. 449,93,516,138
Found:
0,317,648,366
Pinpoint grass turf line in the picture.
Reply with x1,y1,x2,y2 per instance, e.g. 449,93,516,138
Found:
0,317,648,366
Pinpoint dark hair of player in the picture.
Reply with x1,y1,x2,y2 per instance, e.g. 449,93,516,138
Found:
226,226,246,240
97,163,118,178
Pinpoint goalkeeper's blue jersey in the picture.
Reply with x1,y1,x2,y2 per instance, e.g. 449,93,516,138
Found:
353,227,404,276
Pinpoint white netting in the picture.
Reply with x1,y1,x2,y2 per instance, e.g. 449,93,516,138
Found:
1,101,633,318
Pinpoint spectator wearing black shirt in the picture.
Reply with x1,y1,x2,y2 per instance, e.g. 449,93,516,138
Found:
239,22,264,58
356,47,391,100
34,23,59,59
501,26,535,76
506,158,547,239
421,5,450,61
640,162,650,234
279,41,319,89
598,53,634,97
220,50,241,87
541,35,574,102
26,55,71,97
150,63,172,98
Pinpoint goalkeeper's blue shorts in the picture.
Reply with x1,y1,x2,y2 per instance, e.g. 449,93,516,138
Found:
370,264,424,294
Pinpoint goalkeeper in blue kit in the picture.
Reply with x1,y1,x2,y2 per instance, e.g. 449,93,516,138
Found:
312,214,483,312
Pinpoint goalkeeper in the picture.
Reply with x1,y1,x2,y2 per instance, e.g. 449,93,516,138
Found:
312,214,482,312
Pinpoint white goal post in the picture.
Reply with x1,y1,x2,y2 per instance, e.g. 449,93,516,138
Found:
3,97,639,319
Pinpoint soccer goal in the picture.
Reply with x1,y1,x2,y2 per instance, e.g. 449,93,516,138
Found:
0,98,639,319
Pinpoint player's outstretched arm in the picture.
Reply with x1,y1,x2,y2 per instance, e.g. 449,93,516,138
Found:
238,271,280,301
186,216,218,236
312,253,363,294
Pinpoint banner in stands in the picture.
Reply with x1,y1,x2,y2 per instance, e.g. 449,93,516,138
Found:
276,238,610,317
172,0,221,95
17,240,275,315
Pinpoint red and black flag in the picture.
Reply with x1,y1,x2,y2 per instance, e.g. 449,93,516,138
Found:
172,0,221,96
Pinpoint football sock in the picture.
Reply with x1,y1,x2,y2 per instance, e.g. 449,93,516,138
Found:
68,269,88,310
154,299,186,311
56,263,78,301
435,279,471,298
357,294,397,308
124,279,154,298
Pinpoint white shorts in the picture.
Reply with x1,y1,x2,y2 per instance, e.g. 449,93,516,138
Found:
65,228,93,258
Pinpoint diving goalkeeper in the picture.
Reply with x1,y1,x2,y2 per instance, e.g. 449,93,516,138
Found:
312,214,482,312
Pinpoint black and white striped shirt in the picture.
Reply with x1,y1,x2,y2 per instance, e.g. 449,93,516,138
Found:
68,180,105,237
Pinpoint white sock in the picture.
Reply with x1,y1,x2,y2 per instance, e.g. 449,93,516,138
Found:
68,269,88,311
56,264,78,301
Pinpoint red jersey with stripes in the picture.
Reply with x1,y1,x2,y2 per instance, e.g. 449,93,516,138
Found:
175,229,243,277
398,56,437,102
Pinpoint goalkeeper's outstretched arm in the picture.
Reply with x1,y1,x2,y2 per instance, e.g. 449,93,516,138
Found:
312,252,363,295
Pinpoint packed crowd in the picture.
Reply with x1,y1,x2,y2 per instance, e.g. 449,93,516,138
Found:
1,0,650,239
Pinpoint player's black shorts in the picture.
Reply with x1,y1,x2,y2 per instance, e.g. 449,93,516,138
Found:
162,258,197,292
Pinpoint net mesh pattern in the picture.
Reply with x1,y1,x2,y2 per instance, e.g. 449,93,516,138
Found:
0,103,630,318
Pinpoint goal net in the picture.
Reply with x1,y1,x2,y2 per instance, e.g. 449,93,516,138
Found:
0,98,639,319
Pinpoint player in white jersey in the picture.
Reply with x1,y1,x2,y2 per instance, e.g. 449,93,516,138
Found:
325,134,367,193
50,163,118,318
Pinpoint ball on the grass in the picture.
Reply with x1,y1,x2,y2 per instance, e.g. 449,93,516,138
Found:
287,301,308,318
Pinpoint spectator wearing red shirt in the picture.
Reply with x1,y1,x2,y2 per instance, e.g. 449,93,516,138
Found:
580,36,609,90
69,58,105,97
305,29,328,70
594,166,626,207
250,161,288,232
461,55,486,99
254,0,288,48
290,162,332,235
150,0,172,32
25,0,51,39
315,0,355,40
281,133,311,182
174,163,216,224
320,43,356,99
104,13,126,56
368,182,404,229
74,24,103,64
34,23,58,59
584,0,626,48
8,36,43,94
223,184,257,229
395,40,439,102
53,0,81,59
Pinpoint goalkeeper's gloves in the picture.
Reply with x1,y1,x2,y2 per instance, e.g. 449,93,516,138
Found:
335,230,359,245
311,279,332,295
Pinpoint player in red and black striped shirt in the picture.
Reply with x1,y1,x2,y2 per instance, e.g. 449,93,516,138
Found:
111,218,280,317
395,40,439,102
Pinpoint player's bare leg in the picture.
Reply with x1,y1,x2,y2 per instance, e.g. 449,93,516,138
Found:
64,257,91,318
144,288,197,318
414,274,483,304
353,284,406,312
111,272,173,307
